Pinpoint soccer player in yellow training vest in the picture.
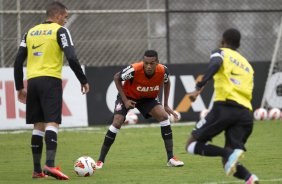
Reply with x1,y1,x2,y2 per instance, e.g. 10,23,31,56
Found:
185,28,259,184
14,1,89,180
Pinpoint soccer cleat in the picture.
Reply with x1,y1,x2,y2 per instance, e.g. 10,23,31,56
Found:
96,160,104,169
167,156,184,167
43,165,69,180
32,172,48,178
246,174,259,184
224,149,244,176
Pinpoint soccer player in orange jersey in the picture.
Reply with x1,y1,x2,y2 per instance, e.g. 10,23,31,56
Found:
96,50,184,169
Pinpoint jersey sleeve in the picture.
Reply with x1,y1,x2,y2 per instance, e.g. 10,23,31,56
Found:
119,65,135,81
57,27,88,84
14,33,28,90
210,48,224,63
196,49,223,90
163,65,170,84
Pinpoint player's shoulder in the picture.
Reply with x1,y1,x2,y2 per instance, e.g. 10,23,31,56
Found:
130,61,143,71
156,63,168,70
155,64,169,75
211,48,223,55
61,26,69,31
58,26,69,34
122,64,134,73
210,48,225,59
159,63,167,68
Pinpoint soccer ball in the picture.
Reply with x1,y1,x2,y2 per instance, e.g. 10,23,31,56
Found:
253,108,268,120
200,109,210,119
74,156,96,177
125,110,138,124
268,108,281,120
169,111,181,123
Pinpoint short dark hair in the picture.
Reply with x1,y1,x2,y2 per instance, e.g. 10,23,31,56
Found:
223,28,241,49
144,50,158,59
46,1,67,18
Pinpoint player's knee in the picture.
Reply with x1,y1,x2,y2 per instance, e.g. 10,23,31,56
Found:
159,114,169,122
186,141,197,154
112,122,122,129
112,115,125,128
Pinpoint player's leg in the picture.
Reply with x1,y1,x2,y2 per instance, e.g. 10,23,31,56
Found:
186,103,246,176
223,155,259,183
186,136,232,158
186,104,233,158
224,109,258,182
38,77,68,180
43,123,68,180
44,123,59,168
26,78,47,178
96,96,127,169
42,77,62,168
234,163,258,184
31,123,47,178
147,103,183,166
96,115,124,168
149,105,173,159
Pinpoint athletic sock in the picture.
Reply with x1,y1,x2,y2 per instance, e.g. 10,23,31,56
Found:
194,142,231,158
45,126,58,167
160,120,173,160
31,130,44,173
98,125,118,162
233,162,252,180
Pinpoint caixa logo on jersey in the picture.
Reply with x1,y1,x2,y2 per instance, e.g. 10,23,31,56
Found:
30,30,52,36
136,85,159,92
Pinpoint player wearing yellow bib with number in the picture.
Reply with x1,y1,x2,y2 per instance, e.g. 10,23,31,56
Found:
185,28,259,184
14,1,89,180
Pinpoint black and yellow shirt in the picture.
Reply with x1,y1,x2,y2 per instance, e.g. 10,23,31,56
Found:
26,23,63,79
196,48,254,110
14,21,87,90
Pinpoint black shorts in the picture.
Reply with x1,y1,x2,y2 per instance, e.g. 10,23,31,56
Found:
114,95,161,119
192,102,253,150
26,76,62,124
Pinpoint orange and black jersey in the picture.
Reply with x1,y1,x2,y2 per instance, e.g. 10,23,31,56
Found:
119,62,169,100
14,21,87,90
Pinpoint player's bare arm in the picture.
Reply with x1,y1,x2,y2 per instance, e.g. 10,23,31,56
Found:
162,70,177,119
114,72,136,109
163,78,178,119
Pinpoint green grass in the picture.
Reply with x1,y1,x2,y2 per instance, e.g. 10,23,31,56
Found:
0,121,282,184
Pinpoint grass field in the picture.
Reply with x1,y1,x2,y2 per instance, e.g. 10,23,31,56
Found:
0,120,281,184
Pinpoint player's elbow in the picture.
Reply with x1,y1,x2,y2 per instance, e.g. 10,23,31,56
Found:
114,72,120,81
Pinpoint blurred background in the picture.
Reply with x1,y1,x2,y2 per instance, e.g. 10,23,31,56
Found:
1,0,282,67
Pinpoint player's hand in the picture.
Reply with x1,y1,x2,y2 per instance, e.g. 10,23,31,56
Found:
81,83,90,94
164,105,178,119
171,110,179,120
188,90,201,102
189,74,205,102
125,99,136,109
17,89,27,104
